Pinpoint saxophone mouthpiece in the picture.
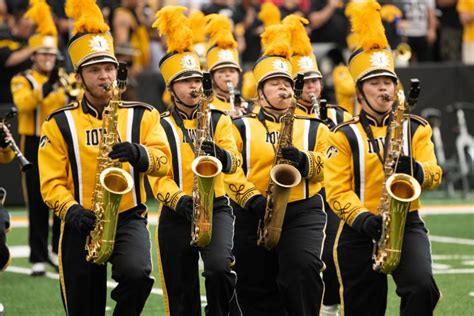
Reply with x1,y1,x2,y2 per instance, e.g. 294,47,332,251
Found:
278,92,292,100
101,84,112,92
381,94,393,102
190,89,200,98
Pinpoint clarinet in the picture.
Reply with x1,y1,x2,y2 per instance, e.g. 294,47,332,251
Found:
1,108,32,172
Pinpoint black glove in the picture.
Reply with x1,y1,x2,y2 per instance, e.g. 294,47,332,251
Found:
65,204,96,234
245,194,267,220
109,142,140,164
42,67,60,97
200,140,228,168
396,155,424,185
175,195,193,222
281,146,307,175
0,127,8,148
0,207,10,232
352,213,383,240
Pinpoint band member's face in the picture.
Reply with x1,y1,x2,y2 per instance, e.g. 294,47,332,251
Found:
172,78,202,106
32,52,57,73
360,76,395,114
302,78,322,103
212,67,239,92
260,77,293,110
76,62,117,99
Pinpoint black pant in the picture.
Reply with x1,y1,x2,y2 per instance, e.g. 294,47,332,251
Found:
233,194,326,315
335,211,440,316
0,204,10,270
59,205,154,316
22,135,60,263
157,196,238,316
322,199,341,306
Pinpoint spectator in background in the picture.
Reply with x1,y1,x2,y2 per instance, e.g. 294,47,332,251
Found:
0,1,33,104
280,0,306,18
235,0,263,70
457,0,474,64
395,0,438,62
308,0,349,50
437,0,462,61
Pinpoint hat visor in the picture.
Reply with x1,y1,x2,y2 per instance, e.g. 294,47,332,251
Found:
296,71,322,80
80,56,119,69
211,63,242,72
360,71,397,82
35,47,58,54
260,73,293,85
173,71,203,83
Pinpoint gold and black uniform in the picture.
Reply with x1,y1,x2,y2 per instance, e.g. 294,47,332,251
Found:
38,98,170,315
325,112,442,315
295,102,353,129
149,107,241,315
225,108,329,314
11,68,67,267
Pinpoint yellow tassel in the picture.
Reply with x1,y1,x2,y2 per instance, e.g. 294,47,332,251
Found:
24,0,57,36
258,2,281,27
152,6,194,53
190,10,206,43
261,24,292,59
65,0,109,34
380,4,402,23
205,14,237,49
349,0,388,52
282,15,311,56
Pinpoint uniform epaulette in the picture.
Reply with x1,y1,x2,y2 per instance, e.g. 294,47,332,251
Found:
327,103,349,113
294,115,325,124
333,115,359,132
210,108,227,115
46,101,80,121
119,101,154,111
160,111,171,118
404,113,428,126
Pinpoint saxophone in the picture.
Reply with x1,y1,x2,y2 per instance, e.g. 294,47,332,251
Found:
227,81,242,118
257,74,304,250
190,72,222,247
372,88,421,274
309,93,320,118
86,63,134,264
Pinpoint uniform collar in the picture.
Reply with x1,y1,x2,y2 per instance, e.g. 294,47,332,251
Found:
215,93,229,103
81,98,101,119
362,111,391,127
260,107,284,123
297,101,315,115
176,106,198,120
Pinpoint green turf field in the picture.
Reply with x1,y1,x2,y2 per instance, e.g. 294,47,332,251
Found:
0,199,473,315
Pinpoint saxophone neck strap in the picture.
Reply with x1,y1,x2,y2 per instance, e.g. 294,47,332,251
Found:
360,111,393,165
172,109,196,153
257,108,277,155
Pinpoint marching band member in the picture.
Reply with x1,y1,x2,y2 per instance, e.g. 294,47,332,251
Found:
38,1,171,314
149,7,241,315
332,64,357,116
325,1,442,315
11,0,65,276
205,14,247,117
0,124,14,271
224,23,329,314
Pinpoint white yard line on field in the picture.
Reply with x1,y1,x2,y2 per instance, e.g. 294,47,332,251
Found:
429,235,474,245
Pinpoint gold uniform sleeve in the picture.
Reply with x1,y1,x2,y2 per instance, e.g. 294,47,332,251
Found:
413,123,442,190
224,123,261,208
140,109,171,177
304,123,328,183
325,130,370,225
38,119,77,220
0,146,15,164
214,114,241,174
11,75,39,112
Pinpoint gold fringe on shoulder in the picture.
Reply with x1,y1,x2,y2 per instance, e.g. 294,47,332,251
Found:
258,2,281,27
24,0,57,36
282,15,311,56
65,0,109,34
152,6,193,53
205,14,237,49
261,24,292,59
349,0,388,52
190,10,206,43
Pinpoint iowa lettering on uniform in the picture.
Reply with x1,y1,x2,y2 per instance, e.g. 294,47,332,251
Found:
85,128,107,146
183,128,198,144
367,137,386,154
266,131,280,144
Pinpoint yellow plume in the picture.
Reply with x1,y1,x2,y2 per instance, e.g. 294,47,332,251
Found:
282,15,311,56
258,2,281,27
205,14,237,49
24,0,57,36
65,0,109,34
349,0,388,52
261,24,292,59
380,4,402,23
153,6,194,53
189,10,206,43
